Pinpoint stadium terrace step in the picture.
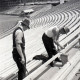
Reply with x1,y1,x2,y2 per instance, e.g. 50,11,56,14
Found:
30,8,79,29
1,1,80,80
30,4,52,18
0,8,79,79
31,0,80,19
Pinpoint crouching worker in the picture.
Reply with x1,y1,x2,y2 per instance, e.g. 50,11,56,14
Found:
12,19,30,80
42,26,70,67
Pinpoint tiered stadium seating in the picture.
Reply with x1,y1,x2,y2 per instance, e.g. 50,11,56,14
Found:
30,0,80,19
0,4,49,39
0,15,22,39
30,4,52,17
23,1,80,80
0,0,80,80
30,1,80,28
23,14,80,80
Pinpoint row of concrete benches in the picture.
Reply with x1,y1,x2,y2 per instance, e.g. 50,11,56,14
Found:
30,0,80,20
0,1,80,80
23,1,80,79
23,15,80,80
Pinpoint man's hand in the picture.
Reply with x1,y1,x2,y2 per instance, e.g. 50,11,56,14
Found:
61,45,65,49
21,58,25,64
58,45,65,51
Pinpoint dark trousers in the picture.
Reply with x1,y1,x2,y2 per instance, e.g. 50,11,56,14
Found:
12,49,26,80
42,33,57,60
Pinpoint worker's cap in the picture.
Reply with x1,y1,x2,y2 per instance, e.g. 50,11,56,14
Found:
60,27,70,34
21,19,30,29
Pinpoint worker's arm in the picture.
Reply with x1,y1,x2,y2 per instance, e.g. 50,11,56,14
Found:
54,40,65,50
15,30,25,64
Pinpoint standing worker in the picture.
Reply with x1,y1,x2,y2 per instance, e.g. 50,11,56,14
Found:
42,26,70,67
12,19,30,80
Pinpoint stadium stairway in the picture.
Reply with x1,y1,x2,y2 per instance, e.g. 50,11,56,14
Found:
1,1,80,80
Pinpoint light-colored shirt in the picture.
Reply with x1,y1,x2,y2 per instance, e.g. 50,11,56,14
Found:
15,29,23,44
45,26,59,40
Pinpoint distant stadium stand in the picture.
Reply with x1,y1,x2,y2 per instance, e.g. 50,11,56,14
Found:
19,9,34,17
